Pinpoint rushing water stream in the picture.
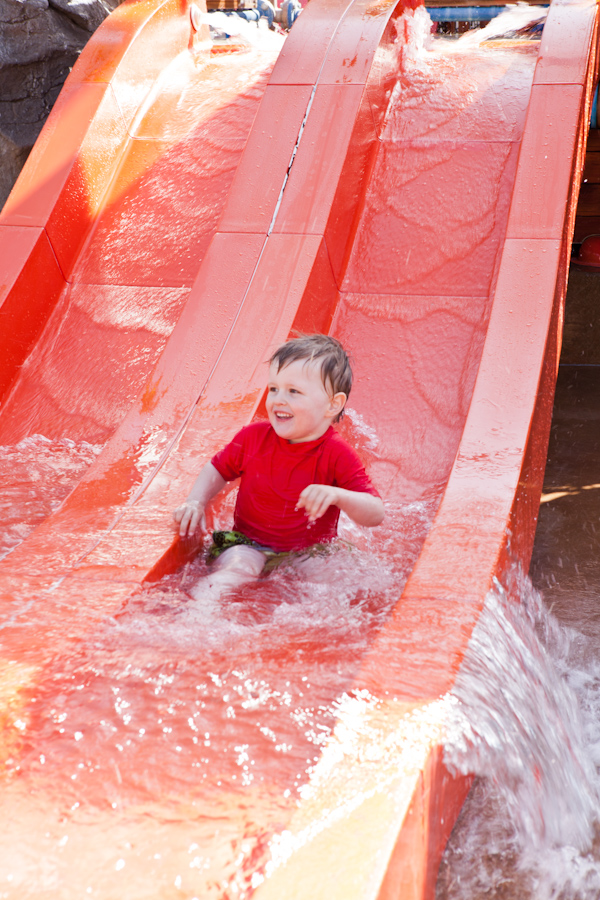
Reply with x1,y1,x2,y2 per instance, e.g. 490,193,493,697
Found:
439,574,600,900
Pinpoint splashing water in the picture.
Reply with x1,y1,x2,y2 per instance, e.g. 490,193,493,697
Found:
0,424,439,897
455,7,547,47
393,5,435,72
0,435,103,561
392,2,547,74
204,11,286,51
439,572,600,900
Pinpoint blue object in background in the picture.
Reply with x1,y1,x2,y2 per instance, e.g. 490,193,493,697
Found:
279,0,301,28
426,6,506,21
235,7,260,21
257,0,275,28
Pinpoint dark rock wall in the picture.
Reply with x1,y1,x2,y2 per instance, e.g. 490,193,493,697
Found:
0,0,120,208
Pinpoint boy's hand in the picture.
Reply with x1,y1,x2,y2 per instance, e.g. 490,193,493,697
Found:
297,485,385,527
297,484,340,522
173,500,206,537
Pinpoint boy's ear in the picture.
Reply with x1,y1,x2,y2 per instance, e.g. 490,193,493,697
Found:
329,392,347,418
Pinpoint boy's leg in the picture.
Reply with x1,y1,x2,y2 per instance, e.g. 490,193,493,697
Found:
189,545,267,601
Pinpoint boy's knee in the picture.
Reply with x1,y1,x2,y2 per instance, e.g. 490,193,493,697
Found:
214,545,266,577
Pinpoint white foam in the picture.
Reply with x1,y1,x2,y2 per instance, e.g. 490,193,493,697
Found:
441,571,600,898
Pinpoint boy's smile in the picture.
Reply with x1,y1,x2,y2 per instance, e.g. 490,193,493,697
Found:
266,359,346,443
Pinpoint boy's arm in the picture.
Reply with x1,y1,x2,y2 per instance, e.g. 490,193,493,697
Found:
173,462,227,537
297,484,384,527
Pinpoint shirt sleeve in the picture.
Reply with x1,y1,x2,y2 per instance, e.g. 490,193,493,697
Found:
211,427,249,481
330,436,380,497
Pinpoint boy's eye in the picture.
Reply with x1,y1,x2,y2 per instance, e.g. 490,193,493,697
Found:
268,386,277,392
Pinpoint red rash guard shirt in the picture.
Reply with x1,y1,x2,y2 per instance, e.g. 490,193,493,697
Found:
211,421,379,552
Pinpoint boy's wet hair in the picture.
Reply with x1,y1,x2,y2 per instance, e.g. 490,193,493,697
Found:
269,334,352,422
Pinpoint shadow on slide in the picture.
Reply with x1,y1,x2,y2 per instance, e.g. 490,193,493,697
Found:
0,0,597,895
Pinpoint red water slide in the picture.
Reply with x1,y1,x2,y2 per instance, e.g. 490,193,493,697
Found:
0,0,597,895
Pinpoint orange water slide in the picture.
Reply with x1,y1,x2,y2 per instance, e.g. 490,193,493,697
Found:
0,0,598,896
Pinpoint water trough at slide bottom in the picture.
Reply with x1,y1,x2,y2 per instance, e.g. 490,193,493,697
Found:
0,0,598,896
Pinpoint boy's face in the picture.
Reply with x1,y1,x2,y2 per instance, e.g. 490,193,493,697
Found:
266,359,346,443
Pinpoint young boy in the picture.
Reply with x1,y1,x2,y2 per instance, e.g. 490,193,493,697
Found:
173,334,384,600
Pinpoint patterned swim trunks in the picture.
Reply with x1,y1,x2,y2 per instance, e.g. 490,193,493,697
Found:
208,530,347,572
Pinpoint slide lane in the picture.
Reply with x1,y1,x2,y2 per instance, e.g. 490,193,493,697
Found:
0,0,596,897
0,0,411,891
0,0,282,446
254,3,600,898
0,0,403,613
